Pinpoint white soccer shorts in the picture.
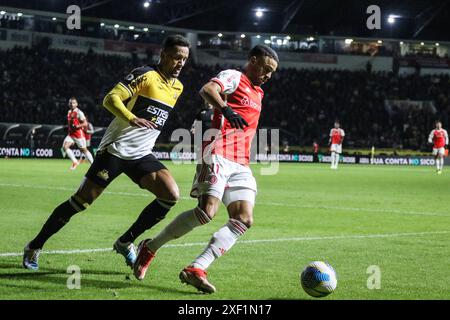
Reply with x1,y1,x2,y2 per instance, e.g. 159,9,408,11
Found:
330,144,342,154
63,135,87,149
190,154,257,207
432,147,445,156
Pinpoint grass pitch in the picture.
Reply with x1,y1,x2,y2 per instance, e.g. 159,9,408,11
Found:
0,159,449,300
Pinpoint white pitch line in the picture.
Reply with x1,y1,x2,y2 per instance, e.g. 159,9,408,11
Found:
259,202,450,217
0,231,449,257
0,182,448,218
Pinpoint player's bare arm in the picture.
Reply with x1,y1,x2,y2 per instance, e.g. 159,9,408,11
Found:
199,82,248,129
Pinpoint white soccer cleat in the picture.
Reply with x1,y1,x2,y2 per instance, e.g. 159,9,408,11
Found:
113,239,137,268
23,243,41,270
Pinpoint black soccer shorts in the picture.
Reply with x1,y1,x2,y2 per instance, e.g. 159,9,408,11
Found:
85,149,167,188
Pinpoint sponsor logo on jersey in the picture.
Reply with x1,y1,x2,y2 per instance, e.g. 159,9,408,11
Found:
129,75,147,91
125,73,134,81
146,106,169,127
241,96,261,112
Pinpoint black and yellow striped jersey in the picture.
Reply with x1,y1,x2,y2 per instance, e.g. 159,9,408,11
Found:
118,65,183,129
98,65,184,160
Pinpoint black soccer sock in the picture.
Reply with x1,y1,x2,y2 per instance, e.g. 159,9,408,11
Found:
28,196,89,249
119,199,176,243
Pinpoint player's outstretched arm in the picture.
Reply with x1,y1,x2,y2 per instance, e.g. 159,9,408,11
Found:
199,81,248,129
103,84,156,129
428,130,434,144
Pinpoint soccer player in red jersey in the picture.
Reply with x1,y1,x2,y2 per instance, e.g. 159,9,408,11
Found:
428,120,448,174
79,117,95,163
63,97,94,170
133,45,279,293
329,121,345,169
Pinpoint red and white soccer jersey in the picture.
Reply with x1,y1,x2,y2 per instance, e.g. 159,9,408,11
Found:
67,108,86,139
428,129,448,156
191,69,263,205
206,69,264,165
330,128,345,153
64,108,87,148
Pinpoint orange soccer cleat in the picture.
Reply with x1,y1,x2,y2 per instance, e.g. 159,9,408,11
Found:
133,239,156,280
179,266,216,294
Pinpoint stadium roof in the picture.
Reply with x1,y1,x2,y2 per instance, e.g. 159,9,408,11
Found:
2,0,450,41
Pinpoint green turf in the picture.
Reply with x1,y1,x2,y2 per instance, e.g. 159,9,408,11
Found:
0,159,449,300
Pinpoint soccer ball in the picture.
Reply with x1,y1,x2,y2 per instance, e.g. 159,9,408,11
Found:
300,261,337,298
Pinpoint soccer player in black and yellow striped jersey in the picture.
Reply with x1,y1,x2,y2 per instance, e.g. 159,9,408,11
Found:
23,35,190,270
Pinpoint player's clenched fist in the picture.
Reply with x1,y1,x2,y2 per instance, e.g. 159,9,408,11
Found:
221,106,248,129
129,117,157,129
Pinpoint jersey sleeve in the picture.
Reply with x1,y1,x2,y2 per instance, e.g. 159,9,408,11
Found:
210,69,241,95
445,130,449,145
103,67,152,123
329,129,333,137
428,130,434,144
118,66,152,97
77,110,86,122
341,129,345,137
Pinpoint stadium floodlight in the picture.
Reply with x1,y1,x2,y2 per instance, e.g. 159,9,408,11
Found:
240,34,246,38
114,24,120,28
1,11,6,15
400,41,403,45
17,12,23,17
377,40,383,44
129,26,135,30
100,22,105,27
264,39,271,44
307,36,314,41
387,14,401,24
344,39,353,44
218,33,223,37
255,9,263,18
435,43,439,46
420,42,424,46
134,34,139,39
256,35,261,39
143,1,151,8
143,27,149,32
286,36,291,40
52,17,57,21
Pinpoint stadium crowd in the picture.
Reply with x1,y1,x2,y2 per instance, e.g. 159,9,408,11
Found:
1,46,449,151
